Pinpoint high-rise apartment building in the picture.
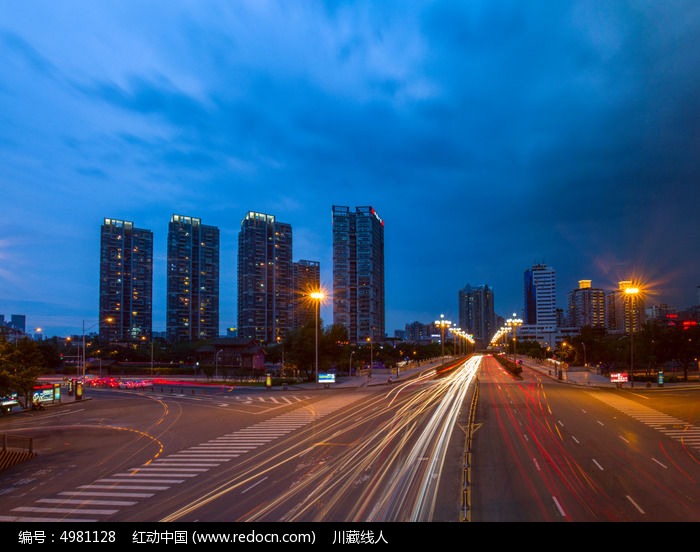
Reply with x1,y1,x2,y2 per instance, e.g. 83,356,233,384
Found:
166,214,220,343
292,260,321,332
99,218,153,343
458,284,496,348
237,211,293,344
524,263,557,328
567,279,606,329
332,205,385,343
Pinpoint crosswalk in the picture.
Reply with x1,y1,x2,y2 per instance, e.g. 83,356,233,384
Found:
0,395,358,522
591,392,700,449
149,391,311,407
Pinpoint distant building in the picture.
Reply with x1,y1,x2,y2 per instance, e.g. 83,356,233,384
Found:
99,218,153,343
195,337,266,374
404,321,431,343
332,205,385,343
524,264,557,328
10,314,26,333
237,211,293,344
458,284,496,349
166,214,220,342
567,279,606,330
0,314,25,341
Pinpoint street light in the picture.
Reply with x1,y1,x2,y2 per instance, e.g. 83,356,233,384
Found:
215,349,223,380
366,336,373,375
434,314,452,365
349,350,355,377
82,318,113,380
450,326,460,357
310,290,325,385
506,314,523,364
624,285,641,388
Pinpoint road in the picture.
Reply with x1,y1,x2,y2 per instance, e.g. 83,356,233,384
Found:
0,358,477,522
4,353,700,524
470,354,700,521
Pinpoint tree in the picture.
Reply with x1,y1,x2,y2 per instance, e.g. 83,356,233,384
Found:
0,336,47,407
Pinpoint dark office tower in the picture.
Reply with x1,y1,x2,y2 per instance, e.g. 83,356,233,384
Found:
99,218,153,344
237,211,293,344
458,284,496,349
332,205,385,344
293,260,321,332
166,215,220,343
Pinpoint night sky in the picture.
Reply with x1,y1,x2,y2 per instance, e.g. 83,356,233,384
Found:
1,1,699,339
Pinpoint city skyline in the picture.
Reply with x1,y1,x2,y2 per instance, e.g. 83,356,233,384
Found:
1,2,699,339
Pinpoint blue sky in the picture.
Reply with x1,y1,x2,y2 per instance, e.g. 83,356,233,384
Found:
1,0,699,339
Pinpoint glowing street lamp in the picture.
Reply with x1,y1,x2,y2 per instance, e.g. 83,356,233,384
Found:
310,290,325,385
434,314,452,365
366,336,373,375
624,285,641,388
506,314,523,364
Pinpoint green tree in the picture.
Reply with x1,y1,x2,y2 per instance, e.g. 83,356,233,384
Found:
0,336,47,407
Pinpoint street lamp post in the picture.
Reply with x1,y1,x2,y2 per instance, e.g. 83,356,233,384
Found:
310,291,325,386
506,314,523,365
215,349,223,380
349,350,355,377
82,318,113,381
625,285,640,388
434,314,452,365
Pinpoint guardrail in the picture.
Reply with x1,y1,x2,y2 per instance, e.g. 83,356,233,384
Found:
461,378,479,522
0,434,35,471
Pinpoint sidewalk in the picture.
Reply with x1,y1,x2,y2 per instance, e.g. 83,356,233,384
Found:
519,357,700,390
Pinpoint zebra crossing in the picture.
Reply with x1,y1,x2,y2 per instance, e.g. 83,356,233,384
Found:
0,394,358,522
149,391,311,407
590,392,700,449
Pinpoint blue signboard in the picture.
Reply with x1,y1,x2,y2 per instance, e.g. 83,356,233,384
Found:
318,373,336,384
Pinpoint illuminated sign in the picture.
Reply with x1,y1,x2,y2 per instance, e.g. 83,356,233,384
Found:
610,372,628,383
318,373,336,384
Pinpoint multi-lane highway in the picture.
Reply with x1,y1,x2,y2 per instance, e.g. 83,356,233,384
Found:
3,354,700,524
0,358,478,523
471,354,700,521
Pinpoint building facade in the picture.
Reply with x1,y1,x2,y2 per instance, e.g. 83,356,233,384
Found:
567,279,606,329
332,205,385,343
166,214,220,343
237,211,293,344
99,218,153,343
524,263,557,328
458,284,496,349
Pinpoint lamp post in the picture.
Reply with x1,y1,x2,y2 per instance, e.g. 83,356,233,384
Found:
310,290,325,386
506,314,523,364
366,336,373,375
625,285,640,388
451,326,460,357
434,314,452,365
82,318,113,380
349,350,355,377
215,349,223,380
